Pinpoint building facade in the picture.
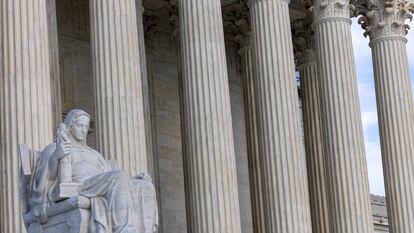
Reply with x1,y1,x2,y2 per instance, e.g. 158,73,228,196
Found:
1,0,413,232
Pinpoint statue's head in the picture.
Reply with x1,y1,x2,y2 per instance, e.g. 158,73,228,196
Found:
63,109,90,143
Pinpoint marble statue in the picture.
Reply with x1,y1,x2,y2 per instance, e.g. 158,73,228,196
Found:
20,109,158,233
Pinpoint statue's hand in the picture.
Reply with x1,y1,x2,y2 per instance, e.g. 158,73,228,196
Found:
133,172,152,182
55,140,72,160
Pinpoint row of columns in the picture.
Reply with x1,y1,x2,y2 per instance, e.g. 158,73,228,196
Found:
240,1,414,233
293,1,414,233
1,0,414,233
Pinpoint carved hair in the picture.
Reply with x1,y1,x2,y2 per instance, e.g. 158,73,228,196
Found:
63,109,90,128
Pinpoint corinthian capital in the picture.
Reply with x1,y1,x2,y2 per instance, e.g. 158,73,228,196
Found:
313,0,353,22
357,0,414,41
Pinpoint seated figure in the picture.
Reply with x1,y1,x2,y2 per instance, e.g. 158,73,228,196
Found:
21,109,158,233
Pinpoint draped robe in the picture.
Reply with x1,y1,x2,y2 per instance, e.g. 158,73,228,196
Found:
29,144,158,233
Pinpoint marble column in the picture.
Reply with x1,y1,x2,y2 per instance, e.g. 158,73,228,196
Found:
0,0,54,232
248,0,312,232
179,0,242,232
136,0,155,179
238,33,266,233
313,1,373,233
90,0,148,174
359,1,414,232
47,0,62,132
292,19,331,233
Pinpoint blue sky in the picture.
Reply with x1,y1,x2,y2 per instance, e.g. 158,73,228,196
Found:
351,19,414,196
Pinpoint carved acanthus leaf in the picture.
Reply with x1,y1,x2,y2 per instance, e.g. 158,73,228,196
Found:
357,0,414,40
313,0,353,21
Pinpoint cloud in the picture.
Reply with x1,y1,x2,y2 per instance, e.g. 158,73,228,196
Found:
361,111,378,131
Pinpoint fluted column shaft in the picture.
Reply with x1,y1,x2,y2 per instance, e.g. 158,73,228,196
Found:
249,0,312,232
0,0,54,232
47,0,62,132
90,0,148,175
179,0,242,232
239,34,266,233
372,36,414,233
136,0,155,179
313,1,373,233
297,50,331,233
361,2,414,231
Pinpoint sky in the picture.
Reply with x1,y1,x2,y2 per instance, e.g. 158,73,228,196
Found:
351,19,414,196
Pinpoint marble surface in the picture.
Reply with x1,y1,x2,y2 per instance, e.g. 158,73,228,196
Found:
20,109,158,233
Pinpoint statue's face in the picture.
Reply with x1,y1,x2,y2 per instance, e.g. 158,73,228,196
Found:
69,115,90,142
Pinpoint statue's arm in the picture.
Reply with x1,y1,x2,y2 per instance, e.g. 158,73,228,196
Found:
48,141,72,180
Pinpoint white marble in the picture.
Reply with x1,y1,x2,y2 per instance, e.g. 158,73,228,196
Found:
179,0,242,232
136,0,156,179
248,0,313,232
47,0,62,132
359,1,414,232
90,0,148,175
0,0,54,231
238,33,266,233
293,18,331,233
313,1,374,233
20,109,158,233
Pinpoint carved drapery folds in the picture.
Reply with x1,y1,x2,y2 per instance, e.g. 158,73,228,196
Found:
357,0,414,41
